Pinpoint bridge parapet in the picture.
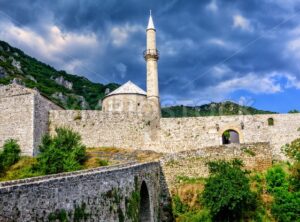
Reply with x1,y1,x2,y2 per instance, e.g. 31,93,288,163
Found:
0,162,162,222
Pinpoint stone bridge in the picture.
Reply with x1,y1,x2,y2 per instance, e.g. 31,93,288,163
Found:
0,162,165,222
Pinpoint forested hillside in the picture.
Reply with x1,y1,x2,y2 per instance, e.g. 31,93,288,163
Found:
0,40,119,109
162,101,275,117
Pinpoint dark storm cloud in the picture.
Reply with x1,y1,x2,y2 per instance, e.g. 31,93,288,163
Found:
1,0,300,104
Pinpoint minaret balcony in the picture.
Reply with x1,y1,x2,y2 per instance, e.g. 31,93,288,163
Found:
143,49,159,60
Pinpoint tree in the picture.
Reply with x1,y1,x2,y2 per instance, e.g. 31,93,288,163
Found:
0,139,21,173
35,127,87,174
202,159,256,221
265,165,300,222
288,109,300,114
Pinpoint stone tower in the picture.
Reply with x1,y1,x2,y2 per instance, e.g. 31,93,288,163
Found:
144,11,161,116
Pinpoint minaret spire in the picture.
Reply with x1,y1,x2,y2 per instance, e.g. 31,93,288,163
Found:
144,11,160,116
147,10,155,30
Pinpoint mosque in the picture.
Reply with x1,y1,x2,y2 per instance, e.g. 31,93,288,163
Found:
102,12,160,116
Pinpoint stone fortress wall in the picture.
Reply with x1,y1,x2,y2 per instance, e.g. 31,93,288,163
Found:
0,90,34,156
160,142,272,189
49,109,300,159
49,110,150,149
158,114,300,158
0,84,61,156
0,162,162,222
1,83,300,159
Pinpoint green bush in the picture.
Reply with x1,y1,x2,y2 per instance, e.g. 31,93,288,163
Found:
97,159,109,166
48,209,68,222
35,127,87,174
268,139,300,221
283,138,300,190
283,138,300,162
0,139,21,173
266,165,289,193
177,209,212,222
202,159,257,221
172,195,189,217
271,188,300,222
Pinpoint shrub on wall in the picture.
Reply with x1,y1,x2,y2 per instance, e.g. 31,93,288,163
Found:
0,139,21,173
201,159,257,221
35,127,87,174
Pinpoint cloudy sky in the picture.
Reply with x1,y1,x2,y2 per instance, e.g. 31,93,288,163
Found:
1,0,300,112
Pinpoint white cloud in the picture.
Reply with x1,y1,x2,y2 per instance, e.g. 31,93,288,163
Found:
197,71,300,103
63,59,84,74
207,38,237,50
206,0,218,13
0,19,99,74
211,65,231,78
265,0,298,11
287,38,300,59
233,14,253,31
159,38,195,56
115,63,127,79
110,24,143,47
287,38,300,50
208,38,226,46
191,71,284,102
212,72,282,94
284,73,300,89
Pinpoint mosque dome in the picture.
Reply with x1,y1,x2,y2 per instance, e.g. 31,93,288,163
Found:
105,81,146,97
102,81,147,112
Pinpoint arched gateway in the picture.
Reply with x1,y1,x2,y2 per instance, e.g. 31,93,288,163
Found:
222,129,240,145
139,181,152,222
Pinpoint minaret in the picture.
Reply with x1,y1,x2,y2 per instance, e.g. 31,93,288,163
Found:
144,11,160,115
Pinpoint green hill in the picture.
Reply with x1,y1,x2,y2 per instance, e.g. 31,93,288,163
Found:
0,40,119,109
161,101,276,118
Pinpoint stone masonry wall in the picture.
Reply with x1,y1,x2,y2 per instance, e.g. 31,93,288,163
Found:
50,110,300,159
33,93,62,155
158,114,300,158
0,84,61,156
160,142,272,189
0,162,161,222
0,92,34,155
49,110,153,149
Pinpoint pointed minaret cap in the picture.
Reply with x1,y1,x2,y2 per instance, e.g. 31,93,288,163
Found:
147,10,155,30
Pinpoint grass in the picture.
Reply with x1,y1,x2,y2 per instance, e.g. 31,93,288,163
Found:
176,176,206,185
86,147,162,163
0,147,163,182
0,156,42,181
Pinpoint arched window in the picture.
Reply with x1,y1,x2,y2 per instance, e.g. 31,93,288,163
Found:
222,130,240,145
139,181,151,222
268,118,274,126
